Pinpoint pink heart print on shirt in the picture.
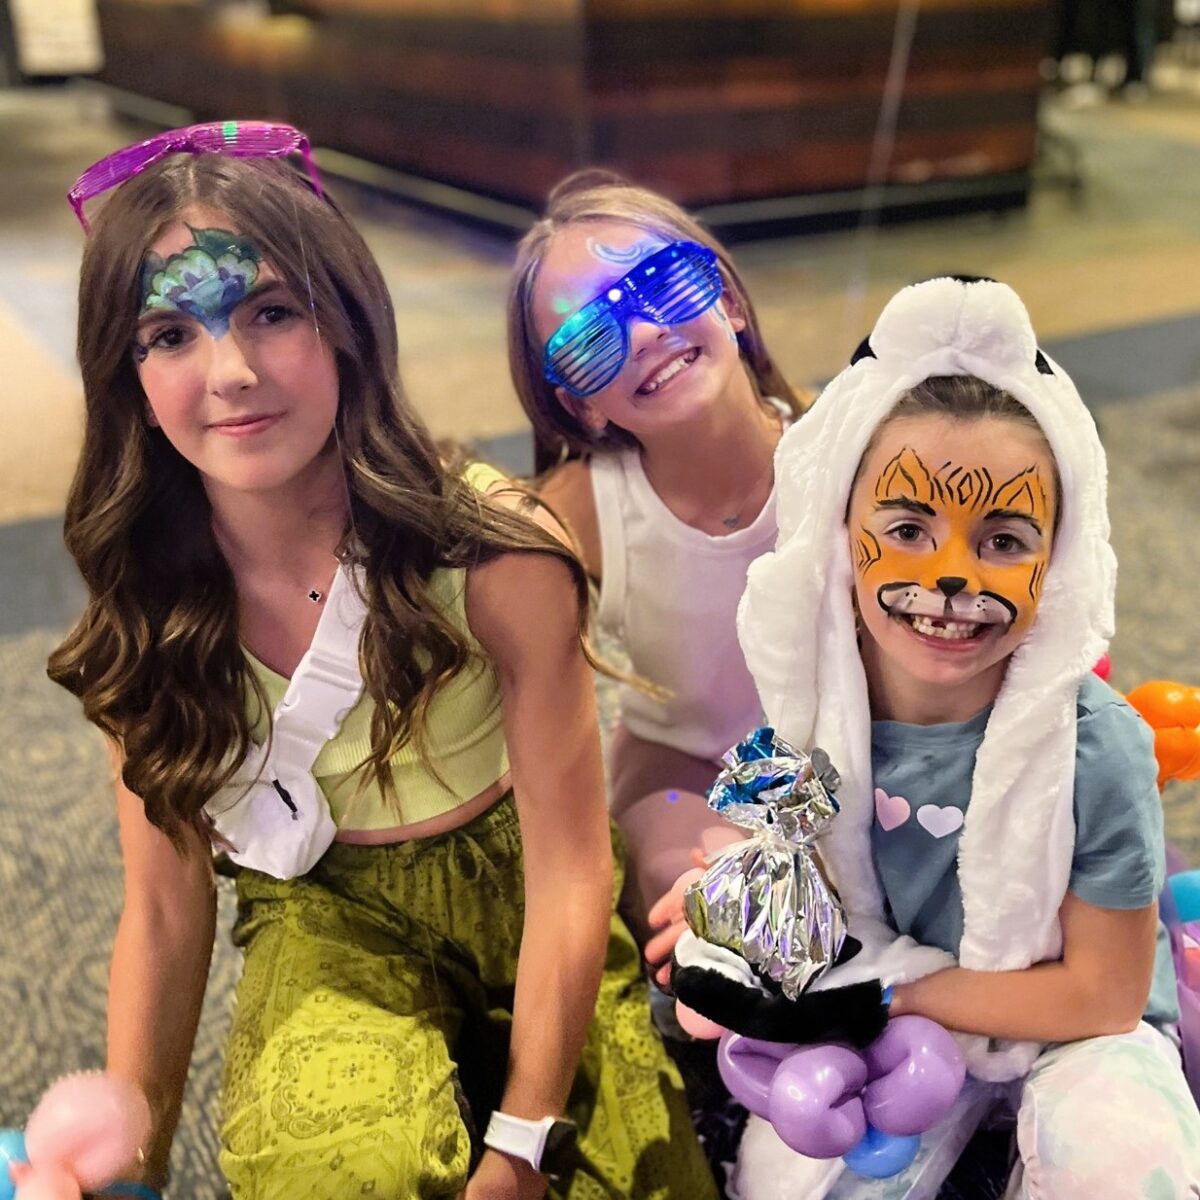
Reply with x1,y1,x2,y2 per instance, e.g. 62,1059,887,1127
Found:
874,788,911,831
916,804,965,838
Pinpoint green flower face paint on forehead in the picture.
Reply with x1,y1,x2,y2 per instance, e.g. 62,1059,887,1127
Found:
139,226,261,339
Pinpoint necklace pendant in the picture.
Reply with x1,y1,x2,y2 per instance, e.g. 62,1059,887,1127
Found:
721,514,740,529
307,589,324,603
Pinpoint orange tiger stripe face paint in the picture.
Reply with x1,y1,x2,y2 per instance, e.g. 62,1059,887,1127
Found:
847,414,1057,699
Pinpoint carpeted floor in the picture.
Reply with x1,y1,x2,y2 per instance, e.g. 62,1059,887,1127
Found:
0,626,239,1197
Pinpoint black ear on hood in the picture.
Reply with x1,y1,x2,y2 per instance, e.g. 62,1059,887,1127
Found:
850,337,876,365
1034,349,1055,376
944,272,999,286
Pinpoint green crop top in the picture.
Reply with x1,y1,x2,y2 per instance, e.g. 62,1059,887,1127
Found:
242,466,511,832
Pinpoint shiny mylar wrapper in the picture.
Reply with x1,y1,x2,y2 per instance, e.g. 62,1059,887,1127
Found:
684,727,847,999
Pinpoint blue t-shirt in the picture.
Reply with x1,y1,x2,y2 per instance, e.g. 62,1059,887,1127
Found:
870,673,1178,1026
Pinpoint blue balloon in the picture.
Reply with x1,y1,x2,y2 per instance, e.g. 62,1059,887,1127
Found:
0,1127,28,1200
842,1124,920,1179
1168,870,1200,924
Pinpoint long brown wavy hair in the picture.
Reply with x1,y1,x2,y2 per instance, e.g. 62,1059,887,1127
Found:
507,169,806,474
49,153,591,844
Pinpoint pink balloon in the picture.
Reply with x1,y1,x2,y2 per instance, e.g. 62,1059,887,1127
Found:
12,1160,82,1200
24,1074,150,1190
675,1001,727,1040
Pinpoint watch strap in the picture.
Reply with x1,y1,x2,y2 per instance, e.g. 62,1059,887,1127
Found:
483,1112,554,1171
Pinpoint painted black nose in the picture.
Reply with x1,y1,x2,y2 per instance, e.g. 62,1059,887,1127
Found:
937,577,968,598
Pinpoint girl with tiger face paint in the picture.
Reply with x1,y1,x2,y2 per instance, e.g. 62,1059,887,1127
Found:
734,282,1199,1199
848,402,1057,722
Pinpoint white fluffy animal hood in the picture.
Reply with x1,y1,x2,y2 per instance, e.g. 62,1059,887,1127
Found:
738,277,1115,1079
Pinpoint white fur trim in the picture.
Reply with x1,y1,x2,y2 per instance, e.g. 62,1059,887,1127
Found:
739,279,1113,1081
808,915,956,991
728,1117,846,1199
674,929,773,995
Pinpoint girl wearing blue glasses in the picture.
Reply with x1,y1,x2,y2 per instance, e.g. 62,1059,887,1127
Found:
507,172,807,957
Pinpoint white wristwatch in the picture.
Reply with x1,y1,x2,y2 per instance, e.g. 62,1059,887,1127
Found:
482,1111,577,1178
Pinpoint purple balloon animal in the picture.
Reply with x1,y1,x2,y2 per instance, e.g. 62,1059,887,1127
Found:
719,1016,966,1179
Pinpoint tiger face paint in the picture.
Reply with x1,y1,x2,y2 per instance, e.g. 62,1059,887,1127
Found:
847,414,1057,709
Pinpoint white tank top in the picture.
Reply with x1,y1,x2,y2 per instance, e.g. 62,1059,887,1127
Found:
591,402,790,763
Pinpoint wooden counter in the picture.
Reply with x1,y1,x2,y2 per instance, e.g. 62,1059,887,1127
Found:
95,0,1051,221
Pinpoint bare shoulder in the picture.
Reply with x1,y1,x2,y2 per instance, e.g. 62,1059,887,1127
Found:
476,471,574,548
537,458,601,579
465,550,583,673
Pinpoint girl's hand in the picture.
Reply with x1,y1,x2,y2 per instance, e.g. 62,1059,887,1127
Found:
459,1149,548,1200
644,857,707,988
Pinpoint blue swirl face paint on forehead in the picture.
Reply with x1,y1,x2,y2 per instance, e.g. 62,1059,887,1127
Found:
138,226,261,339
586,236,664,267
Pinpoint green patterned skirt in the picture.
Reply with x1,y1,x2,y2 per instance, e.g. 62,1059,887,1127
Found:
220,793,717,1200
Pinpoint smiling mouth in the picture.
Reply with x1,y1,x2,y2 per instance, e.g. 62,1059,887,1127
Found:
898,613,993,642
210,413,282,434
636,347,700,395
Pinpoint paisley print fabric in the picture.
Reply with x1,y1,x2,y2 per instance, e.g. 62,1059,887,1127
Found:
220,793,717,1199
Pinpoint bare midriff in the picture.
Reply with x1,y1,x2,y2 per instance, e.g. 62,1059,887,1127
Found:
332,770,513,845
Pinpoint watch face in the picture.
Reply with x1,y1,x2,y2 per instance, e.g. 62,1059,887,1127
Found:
541,1119,578,1178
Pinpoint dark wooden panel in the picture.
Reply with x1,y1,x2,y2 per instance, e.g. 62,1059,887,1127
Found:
615,125,1039,204
97,6,289,119
591,57,1043,108
584,5,1050,64
590,90,1041,158
278,77,579,153
290,33,581,110
94,0,1050,211
580,1,1047,204
280,9,582,60
282,104,578,195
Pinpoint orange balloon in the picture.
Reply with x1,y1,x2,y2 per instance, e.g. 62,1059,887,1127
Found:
1151,729,1200,786
1125,682,1200,788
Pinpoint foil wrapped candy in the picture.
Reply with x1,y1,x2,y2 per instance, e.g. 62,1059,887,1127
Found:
684,727,847,1000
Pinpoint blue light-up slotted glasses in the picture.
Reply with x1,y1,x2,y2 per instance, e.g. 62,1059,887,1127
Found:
543,241,724,398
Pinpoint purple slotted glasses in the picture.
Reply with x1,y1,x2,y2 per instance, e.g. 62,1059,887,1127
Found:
68,119,325,233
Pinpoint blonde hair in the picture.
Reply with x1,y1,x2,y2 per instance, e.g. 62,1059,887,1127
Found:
507,169,804,473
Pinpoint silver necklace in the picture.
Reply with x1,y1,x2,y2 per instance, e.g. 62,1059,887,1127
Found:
718,447,780,529
643,406,783,531
308,552,349,603
719,404,786,528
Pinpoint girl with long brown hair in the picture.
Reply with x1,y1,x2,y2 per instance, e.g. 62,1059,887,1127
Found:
507,172,807,962
49,126,716,1200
